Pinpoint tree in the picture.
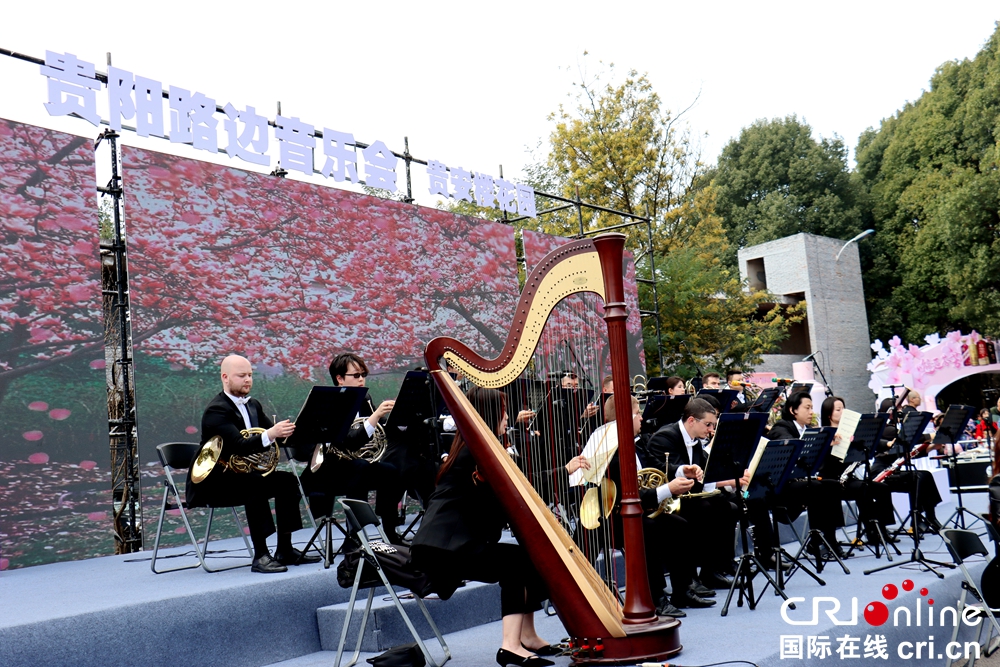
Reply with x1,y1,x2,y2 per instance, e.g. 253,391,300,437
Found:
522,62,802,373
709,115,864,267
0,119,101,405
855,25,1000,342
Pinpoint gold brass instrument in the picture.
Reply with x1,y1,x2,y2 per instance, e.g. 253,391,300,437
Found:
191,427,279,483
637,466,679,518
579,478,617,530
631,374,648,394
315,400,389,469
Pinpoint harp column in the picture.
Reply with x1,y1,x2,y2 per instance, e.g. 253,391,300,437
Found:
593,234,658,623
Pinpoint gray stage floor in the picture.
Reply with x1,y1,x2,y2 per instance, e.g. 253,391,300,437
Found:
2,496,999,667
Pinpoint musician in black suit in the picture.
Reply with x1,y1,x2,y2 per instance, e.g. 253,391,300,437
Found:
187,355,318,573
411,386,556,667
766,391,848,558
643,398,745,586
576,395,713,615
299,353,404,539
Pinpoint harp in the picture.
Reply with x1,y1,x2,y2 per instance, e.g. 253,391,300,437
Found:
425,233,681,664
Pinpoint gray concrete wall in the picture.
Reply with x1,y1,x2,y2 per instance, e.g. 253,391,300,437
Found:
739,233,872,412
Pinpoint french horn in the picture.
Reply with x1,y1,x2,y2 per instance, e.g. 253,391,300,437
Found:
191,427,280,483
310,401,388,471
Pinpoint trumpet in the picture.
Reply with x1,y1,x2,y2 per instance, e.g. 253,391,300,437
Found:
191,427,280,483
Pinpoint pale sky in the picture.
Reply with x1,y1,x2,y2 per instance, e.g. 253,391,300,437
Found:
1,1,997,210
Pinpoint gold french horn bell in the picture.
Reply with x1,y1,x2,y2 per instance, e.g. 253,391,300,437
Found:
580,478,617,530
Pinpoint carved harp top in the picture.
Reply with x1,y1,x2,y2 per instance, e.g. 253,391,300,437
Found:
425,234,680,664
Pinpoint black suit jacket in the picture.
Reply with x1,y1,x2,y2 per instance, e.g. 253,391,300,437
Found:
186,392,273,507
767,419,802,441
340,391,375,453
644,421,706,488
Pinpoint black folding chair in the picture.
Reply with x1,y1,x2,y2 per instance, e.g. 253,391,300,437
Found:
335,497,450,667
149,442,254,573
941,528,1000,665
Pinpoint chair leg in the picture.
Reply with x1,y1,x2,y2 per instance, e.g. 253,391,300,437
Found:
151,484,205,574
198,507,252,573
414,597,452,666
231,507,254,557
335,557,370,667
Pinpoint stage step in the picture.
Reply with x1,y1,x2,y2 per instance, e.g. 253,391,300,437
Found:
316,579,502,653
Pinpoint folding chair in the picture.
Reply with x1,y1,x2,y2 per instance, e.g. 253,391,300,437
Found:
941,528,1000,666
149,442,254,573
335,497,450,667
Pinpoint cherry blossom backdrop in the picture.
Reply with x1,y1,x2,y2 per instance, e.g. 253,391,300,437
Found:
0,118,106,569
522,230,645,380
122,146,522,542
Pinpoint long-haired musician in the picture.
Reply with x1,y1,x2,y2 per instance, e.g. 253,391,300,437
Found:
411,387,557,667
298,352,404,541
187,355,319,573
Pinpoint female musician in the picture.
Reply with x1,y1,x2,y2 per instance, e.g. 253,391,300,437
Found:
411,387,557,667
767,391,847,559
820,397,895,545
664,376,686,396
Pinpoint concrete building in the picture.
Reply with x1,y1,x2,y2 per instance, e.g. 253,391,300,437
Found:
738,233,873,412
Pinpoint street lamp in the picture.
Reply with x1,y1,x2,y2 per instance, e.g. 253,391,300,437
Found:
835,229,875,262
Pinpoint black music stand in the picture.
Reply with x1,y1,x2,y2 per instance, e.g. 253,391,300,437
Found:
698,388,740,413
285,386,368,567
865,410,955,578
937,404,981,530
745,439,826,601
784,427,850,576
837,414,899,560
645,377,671,391
640,394,690,436
700,412,772,616
749,388,783,414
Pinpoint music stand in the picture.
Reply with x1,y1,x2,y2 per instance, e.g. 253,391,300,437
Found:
865,410,955,578
744,439,827,600
937,404,982,530
645,377,671,391
698,388,740,413
748,388,783,414
782,427,850,576
285,386,368,567
640,394,690,436
834,414,898,560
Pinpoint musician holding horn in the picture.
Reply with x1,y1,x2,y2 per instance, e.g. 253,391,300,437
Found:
186,354,318,573
299,352,404,541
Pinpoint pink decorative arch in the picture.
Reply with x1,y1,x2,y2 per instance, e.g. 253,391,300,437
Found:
868,331,1000,411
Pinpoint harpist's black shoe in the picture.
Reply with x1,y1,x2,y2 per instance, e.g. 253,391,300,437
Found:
496,648,554,667
521,643,562,656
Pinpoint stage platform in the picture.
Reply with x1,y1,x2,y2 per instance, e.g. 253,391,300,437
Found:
2,499,998,667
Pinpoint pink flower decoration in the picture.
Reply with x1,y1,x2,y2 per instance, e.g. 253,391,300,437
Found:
174,526,187,534
24,432,44,443
167,509,181,517
239,318,254,327
0,558,9,571
89,359,106,370
49,408,71,420
169,363,184,371
888,336,902,349
66,284,91,302
946,330,962,342
79,460,97,470
243,527,251,535
87,511,107,521
27,451,48,463
185,426,198,434
28,401,48,411
907,344,922,358
187,334,203,344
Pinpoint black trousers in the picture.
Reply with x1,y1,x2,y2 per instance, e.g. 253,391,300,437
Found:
413,542,547,617
644,513,697,597
841,478,895,526
679,494,737,574
301,458,402,524
190,469,303,545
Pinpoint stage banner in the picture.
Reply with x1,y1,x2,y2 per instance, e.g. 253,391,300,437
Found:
122,146,520,545
522,229,645,379
0,118,105,569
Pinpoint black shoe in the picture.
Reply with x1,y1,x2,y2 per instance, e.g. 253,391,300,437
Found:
690,582,717,597
656,600,686,618
521,643,561,657
699,572,734,589
251,554,287,573
274,548,321,566
385,530,409,547
496,648,554,667
671,590,717,609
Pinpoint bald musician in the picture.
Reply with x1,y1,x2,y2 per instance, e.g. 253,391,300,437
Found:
186,355,318,573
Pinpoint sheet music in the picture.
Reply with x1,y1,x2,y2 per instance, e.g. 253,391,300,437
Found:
570,422,619,486
832,409,862,461
746,436,769,483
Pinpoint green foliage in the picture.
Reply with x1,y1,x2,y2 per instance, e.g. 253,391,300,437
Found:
709,115,864,267
855,25,1000,342
521,61,803,373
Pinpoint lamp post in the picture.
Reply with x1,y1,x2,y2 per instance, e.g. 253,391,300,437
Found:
835,229,875,261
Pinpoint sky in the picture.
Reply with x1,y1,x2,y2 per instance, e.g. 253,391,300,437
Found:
1,1,997,209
